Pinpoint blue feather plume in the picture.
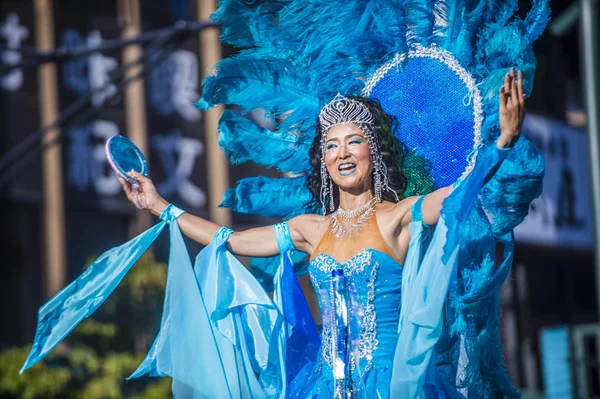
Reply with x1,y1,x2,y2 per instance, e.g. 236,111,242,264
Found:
432,0,465,49
221,176,312,218
404,0,436,46
524,0,552,42
198,55,320,135
218,110,311,174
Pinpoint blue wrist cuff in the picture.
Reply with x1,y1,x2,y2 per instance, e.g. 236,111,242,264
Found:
160,204,186,223
214,226,234,241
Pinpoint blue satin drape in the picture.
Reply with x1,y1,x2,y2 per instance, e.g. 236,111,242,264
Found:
22,205,318,398
128,224,318,398
20,204,184,374
390,143,509,398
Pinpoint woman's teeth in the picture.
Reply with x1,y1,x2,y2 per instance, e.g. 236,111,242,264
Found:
338,163,357,176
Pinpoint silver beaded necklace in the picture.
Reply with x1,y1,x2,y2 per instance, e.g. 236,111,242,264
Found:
329,197,377,240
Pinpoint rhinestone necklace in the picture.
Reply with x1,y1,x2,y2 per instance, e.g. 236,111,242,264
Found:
330,197,377,240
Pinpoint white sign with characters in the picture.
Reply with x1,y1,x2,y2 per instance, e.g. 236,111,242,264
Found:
150,49,202,122
0,13,29,91
515,114,593,250
152,130,206,208
61,28,118,107
68,120,122,196
68,126,207,209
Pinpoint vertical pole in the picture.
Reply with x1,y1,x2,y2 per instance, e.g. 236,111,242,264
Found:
197,0,231,227
34,0,66,298
118,0,150,232
580,0,600,322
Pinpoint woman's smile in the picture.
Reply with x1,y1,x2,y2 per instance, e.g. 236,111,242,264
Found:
338,162,357,176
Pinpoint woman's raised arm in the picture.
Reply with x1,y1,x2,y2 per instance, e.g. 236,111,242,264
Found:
120,171,317,257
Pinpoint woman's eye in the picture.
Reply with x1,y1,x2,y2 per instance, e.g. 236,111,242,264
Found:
326,143,337,151
349,139,362,145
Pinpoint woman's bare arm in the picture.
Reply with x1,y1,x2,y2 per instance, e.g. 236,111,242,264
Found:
120,172,318,257
394,187,451,229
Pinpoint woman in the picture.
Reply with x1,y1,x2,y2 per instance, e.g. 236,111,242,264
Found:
118,70,525,397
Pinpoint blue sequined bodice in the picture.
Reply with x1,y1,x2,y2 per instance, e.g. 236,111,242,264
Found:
308,249,403,380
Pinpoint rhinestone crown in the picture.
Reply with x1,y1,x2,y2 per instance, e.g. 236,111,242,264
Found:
318,94,374,131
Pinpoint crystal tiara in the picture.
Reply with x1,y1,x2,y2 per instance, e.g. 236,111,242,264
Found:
318,94,374,131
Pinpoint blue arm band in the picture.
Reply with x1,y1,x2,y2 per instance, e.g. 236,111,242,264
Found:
273,221,295,253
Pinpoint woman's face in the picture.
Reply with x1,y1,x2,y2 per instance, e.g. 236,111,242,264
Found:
324,123,373,191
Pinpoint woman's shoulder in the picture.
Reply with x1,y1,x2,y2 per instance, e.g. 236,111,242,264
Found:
290,213,330,236
378,197,420,216
376,197,423,230
288,213,330,252
289,213,327,225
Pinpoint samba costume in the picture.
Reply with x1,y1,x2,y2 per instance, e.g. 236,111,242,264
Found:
21,1,550,398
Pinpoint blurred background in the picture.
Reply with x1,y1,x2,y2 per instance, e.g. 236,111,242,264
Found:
0,0,598,398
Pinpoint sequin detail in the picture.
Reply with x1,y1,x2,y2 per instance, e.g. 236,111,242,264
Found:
312,252,380,377
357,262,379,372
321,325,333,371
312,250,372,276
361,44,483,175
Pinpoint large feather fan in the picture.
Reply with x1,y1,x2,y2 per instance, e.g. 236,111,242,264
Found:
199,0,549,228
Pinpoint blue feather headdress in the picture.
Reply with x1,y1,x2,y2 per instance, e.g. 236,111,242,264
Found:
199,0,549,224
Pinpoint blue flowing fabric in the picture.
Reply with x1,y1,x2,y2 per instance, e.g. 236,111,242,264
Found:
127,226,268,398
20,204,184,374
272,223,321,388
129,222,318,397
22,208,318,397
391,143,509,398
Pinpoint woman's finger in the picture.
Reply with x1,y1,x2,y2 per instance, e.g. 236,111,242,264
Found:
517,71,525,107
499,86,507,110
118,177,133,201
509,69,517,107
138,192,148,209
129,170,151,183
118,176,129,191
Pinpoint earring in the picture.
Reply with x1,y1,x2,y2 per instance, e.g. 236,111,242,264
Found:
320,162,328,215
374,167,383,202
329,177,335,213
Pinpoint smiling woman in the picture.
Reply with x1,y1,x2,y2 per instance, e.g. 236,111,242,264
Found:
306,96,407,216
18,0,550,396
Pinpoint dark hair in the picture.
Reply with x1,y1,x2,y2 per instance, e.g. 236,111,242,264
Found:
305,95,408,215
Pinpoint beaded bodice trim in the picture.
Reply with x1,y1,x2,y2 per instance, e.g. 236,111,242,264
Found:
311,249,373,277
309,250,382,376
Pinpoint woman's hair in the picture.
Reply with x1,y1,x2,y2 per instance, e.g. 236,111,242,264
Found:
305,95,408,214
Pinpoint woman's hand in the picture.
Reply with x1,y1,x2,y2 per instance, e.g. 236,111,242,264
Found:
498,69,525,148
118,171,169,216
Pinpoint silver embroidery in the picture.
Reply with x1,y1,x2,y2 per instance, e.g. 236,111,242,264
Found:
310,253,380,376
357,261,379,373
312,250,372,276
321,326,332,369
